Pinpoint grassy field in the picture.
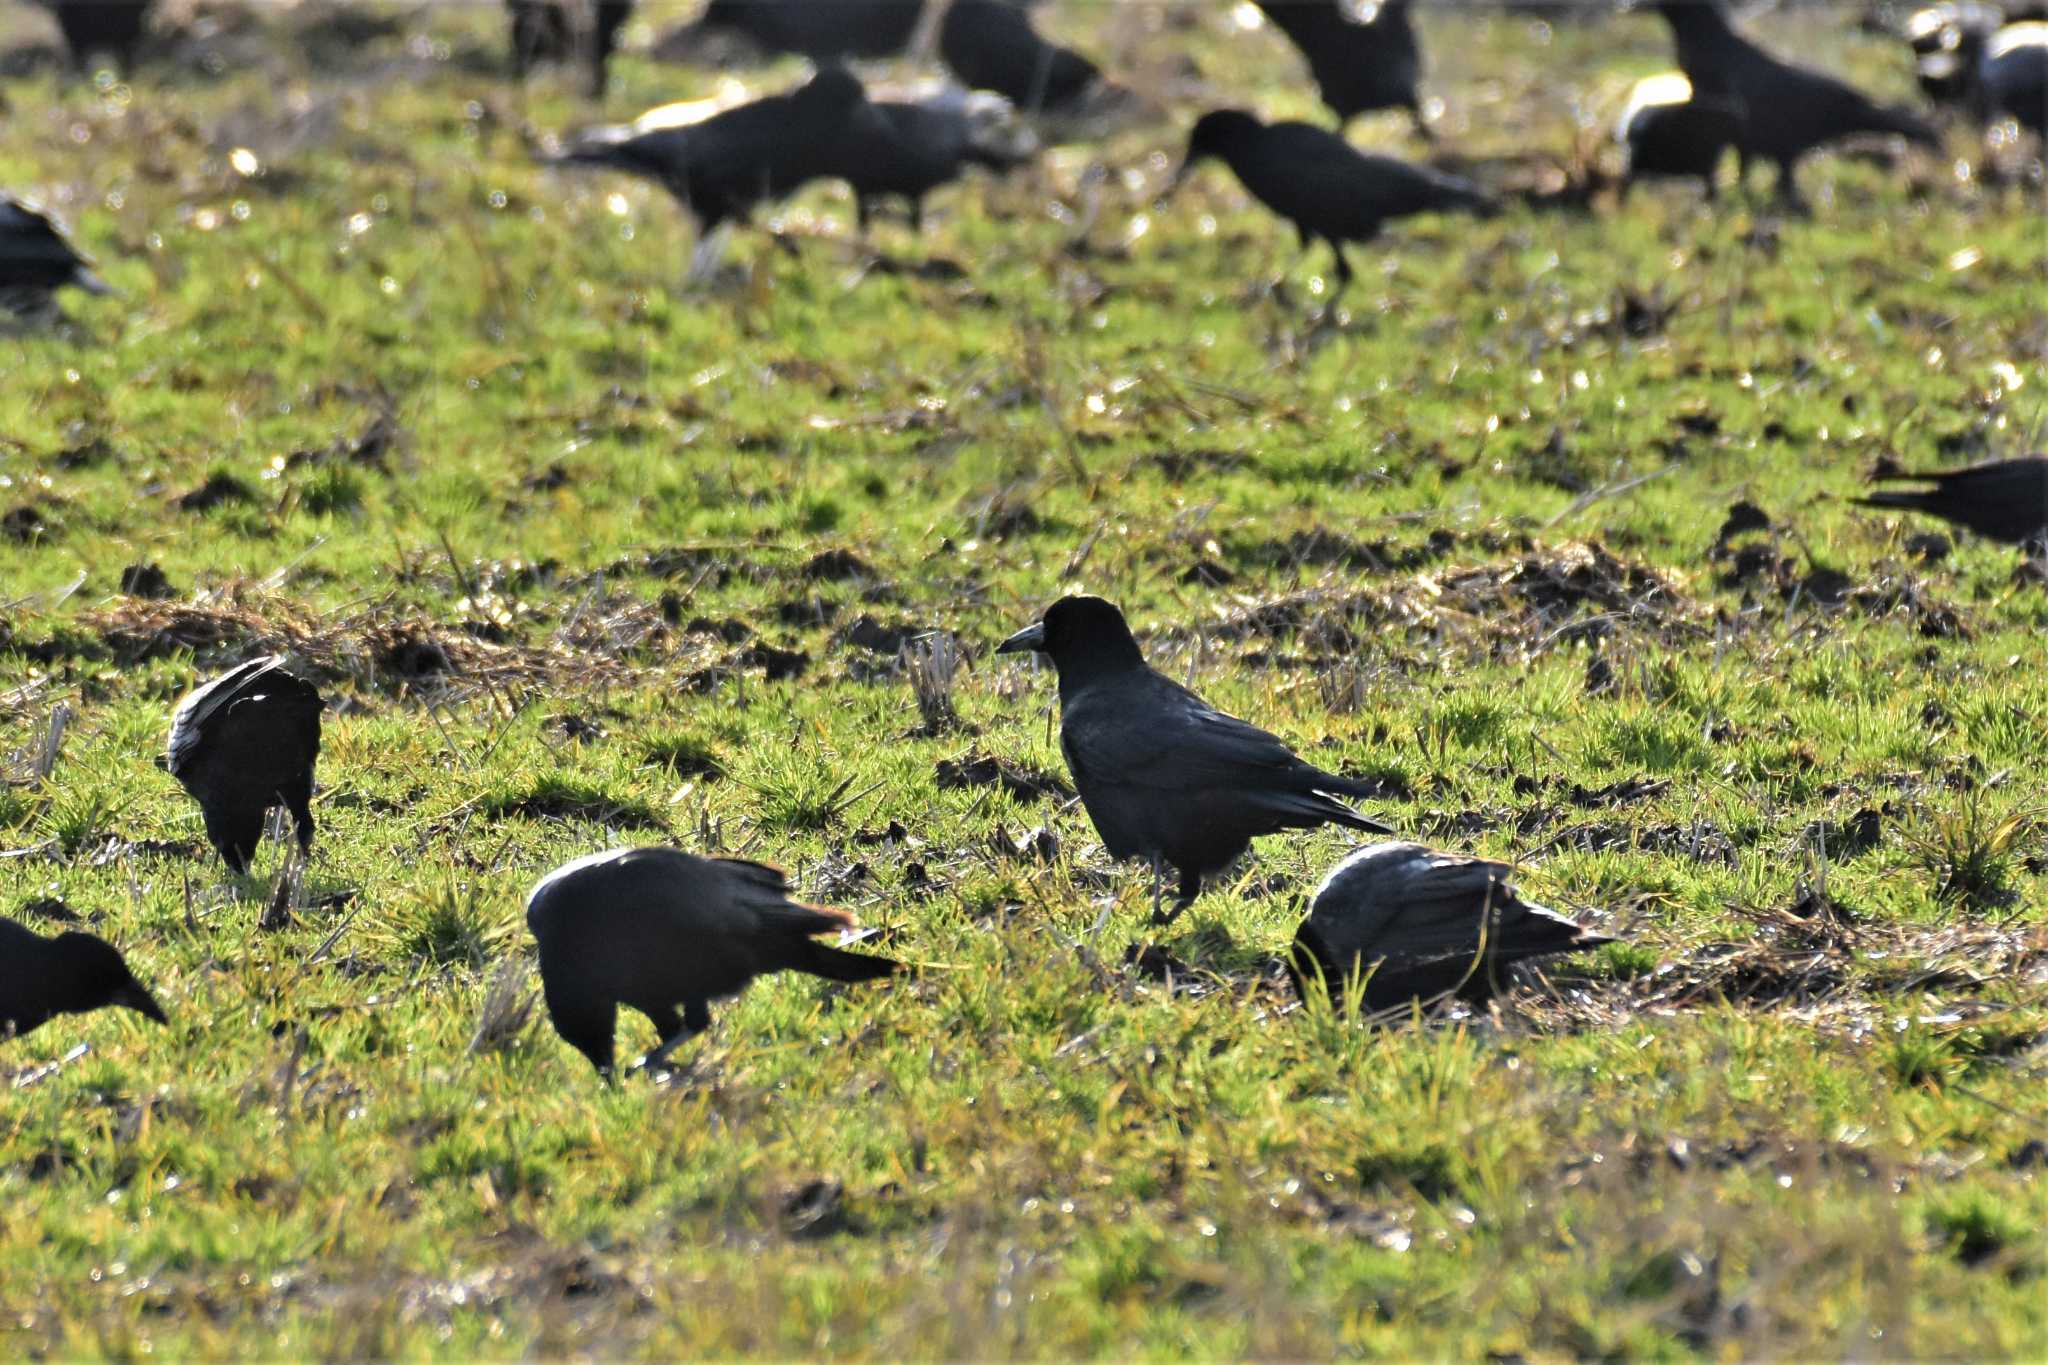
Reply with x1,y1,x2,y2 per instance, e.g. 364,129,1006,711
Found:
3,0,2047,1355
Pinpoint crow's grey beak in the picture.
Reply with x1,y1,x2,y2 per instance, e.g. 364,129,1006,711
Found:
119,984,167,1024
996,622,1047,655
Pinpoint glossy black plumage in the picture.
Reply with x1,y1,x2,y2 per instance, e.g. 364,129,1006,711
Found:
166,657,324,874
508,0,635,97
1617,74,1743,196
525,847,900,1076
1,196,112,304
48,0,150,73
940,0,1099,112
1854,455,2048,547
1289,842,1613,1013
1649,0,1942,203
1252,0,1429,139
1,920,166,1040
554,66,902,236
1172,109,1493,291
693,0,925,60
996,596,1394,925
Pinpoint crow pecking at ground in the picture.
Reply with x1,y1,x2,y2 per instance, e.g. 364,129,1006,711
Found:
166,656,324,875
525,847,900,1077
2,195,114,313
1289,842,1614,1015
1,920,166,1041
1169,109,1494,295
997,595,1395,927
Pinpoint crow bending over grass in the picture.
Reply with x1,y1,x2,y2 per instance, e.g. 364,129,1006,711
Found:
690,0,925,61
1,920,166,1040
2,196,113,312
1616,73,1744,198
1854,455,2048,548
166,657,324,875
525,847,900,1077
1647,0,1942,206
1169,109,1494,295
940,0,1101,112
1289,842,1613,1014
1252,0,1431,141
997,596,1395,927
508,0,634,97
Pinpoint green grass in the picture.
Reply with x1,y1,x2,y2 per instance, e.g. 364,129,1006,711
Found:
3,0,2047,1356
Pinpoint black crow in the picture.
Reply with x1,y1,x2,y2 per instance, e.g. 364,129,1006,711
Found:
1980,22,2047,135
1903,3,2005,108
525,847,900,1076
1170,109,1494,293
508,0,635,97
852,84,1039,230
166,656,324,875
691,0,926,61
1,920,166,1040
1,196,113,310
1616,73,1744,197
1647,0,1943,205
46,1,151,74
1252,0,1431,141
553,66,902,242
1289,842,1613,1013
996,596,1394,926
940,0,1100,112
1854,455,2048,547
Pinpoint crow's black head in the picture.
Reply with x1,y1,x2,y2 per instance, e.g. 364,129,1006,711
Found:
996,595,1145,681
54,932,167,1024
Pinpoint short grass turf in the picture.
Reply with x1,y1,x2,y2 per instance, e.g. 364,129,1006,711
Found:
3,1,2047,1356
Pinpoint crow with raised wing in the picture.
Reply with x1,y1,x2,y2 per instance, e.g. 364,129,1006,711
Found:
1289,842,1613,1013
997,596,1394,925
1170,109,1493,294
166,657,324,874
1,920,166,1040
526,847,900,1076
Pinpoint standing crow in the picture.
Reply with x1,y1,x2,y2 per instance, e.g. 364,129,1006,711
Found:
996,596,1394,926
1252,0,1431,141
1,920,166,1040
852,84,1039,230
1647,0,1942,206
46,1,151,74
552,66,907,247
1289,842,1613,1013
1853,455,2048,548
525,847,900,1076
1616,73,1744,198
690,0,926,61
508,0,635,97
940,0,1101,112
2,196,113,311
166,657,324,875
1902,2,2006,108
1170,109,1494,294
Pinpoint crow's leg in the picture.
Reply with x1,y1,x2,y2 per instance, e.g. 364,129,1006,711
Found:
1150,866,1199,927
642,1001,708,1071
